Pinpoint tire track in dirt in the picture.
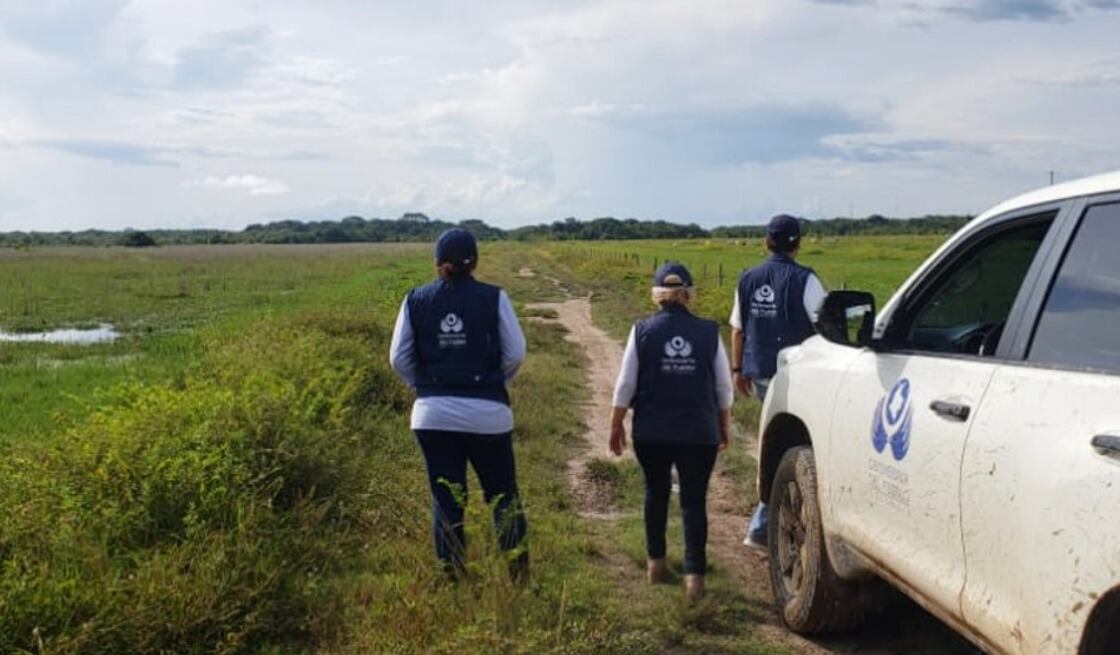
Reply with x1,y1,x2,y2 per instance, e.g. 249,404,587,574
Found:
526,295,629,520
525,272,978,655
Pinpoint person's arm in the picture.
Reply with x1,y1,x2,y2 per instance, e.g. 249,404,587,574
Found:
803,273,828,323
714,338,734,450
729,289,751,397
610,327,639,455
389,298,418,386
497,290,527,381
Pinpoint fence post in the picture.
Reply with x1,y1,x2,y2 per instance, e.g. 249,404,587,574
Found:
718,262,724,287
653,257,658,273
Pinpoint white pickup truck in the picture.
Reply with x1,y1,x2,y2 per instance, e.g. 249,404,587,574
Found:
757,171,1120,655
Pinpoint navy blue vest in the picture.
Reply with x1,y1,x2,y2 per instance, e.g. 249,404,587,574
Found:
737,254,816,379
406,276,509,404
631,305,721,445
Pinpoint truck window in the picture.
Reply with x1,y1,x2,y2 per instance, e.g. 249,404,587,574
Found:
1029,202,1120,373
900,216,1054,355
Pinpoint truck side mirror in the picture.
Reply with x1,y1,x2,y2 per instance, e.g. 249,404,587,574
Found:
814,291,876,348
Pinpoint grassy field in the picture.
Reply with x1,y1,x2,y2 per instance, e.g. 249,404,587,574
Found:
0,237,945,654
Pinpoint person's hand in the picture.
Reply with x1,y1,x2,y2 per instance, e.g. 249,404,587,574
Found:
609,423,627,456
734,373,753,397
719,428,730,452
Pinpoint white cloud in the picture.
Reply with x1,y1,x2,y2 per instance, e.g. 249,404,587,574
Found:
187,174,288,196
1,0,1120,231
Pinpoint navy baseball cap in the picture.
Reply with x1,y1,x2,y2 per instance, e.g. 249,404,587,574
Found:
767,214,802,247
653,262,693,288
434,228,478,266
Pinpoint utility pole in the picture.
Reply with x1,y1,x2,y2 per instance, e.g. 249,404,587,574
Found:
1049,170,1056,186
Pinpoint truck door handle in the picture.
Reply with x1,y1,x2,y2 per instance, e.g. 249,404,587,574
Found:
1091,435,1120,459
929,400,971,422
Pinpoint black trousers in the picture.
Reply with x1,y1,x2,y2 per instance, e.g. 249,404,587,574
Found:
414,430,528,570
633,441,719,575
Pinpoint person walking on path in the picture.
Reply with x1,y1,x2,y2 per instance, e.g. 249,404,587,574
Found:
731,214,827,551
389,228,529,581
609,262,733,601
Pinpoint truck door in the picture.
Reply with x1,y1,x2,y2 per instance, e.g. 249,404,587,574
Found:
829,211,1059,618
961,200,1120,654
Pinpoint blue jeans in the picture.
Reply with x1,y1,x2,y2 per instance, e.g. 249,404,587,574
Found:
414,430,528,573
752,377,770,402
633,441,719,575
748,377,771,545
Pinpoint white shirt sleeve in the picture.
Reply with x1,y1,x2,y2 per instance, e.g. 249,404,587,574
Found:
498,290,527,381
729,288,742,330
612,326,639,408
803,273,828,322
714,337,734,410
389,298,417,386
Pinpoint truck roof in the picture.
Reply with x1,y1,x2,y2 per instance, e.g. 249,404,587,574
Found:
977,169,1120,223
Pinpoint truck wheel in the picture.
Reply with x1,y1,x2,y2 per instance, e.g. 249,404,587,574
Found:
768,446,865,634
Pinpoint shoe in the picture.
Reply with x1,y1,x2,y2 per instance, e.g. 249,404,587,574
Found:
742,532,768,554
684,574,705,602
646,558,668,584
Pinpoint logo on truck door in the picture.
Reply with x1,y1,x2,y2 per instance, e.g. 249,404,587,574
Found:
871,378,913,461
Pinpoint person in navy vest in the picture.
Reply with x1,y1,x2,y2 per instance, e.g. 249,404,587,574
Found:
730,214,826,551
609,262,734,601
389,228,529,580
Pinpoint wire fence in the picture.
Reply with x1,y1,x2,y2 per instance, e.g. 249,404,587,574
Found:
569,245,850,290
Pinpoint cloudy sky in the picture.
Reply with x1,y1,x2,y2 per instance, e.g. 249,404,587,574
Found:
1,0,1119,231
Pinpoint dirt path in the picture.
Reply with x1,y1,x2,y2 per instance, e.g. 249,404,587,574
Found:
526,296,629,519
528,281,978,655
528,293,840,654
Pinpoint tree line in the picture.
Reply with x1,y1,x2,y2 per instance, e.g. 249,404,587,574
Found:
0,212,972,248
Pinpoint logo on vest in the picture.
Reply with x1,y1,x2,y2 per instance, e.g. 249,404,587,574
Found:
871,378,913,461
661,335,697,374
664,335,693,358
750,284,778,318
438,312,467,348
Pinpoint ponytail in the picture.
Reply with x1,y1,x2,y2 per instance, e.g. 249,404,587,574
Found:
437,260,477,280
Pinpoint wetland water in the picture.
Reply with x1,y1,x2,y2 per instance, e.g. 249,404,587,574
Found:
0,324,119,344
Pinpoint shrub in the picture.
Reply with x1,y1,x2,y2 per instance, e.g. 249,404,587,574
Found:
0,311,412,653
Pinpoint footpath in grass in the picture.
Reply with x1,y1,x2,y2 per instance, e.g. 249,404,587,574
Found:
513,250,793,655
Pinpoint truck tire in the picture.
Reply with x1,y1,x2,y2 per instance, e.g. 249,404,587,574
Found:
768,446,865,634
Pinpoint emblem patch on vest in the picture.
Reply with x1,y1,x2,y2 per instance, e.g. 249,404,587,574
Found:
438,312,467,348
750,284,778,318
661,335,697,374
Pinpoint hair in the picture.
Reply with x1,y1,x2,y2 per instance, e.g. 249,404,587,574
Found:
766,235,801,254
652,286,694,307
437,260,478,280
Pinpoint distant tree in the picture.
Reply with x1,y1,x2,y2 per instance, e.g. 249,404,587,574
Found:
121,231,157,248
400,212,430,222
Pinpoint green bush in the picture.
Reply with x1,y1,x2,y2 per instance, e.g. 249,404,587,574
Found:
0,312,410,653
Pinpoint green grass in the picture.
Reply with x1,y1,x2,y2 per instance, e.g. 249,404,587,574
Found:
0,243,719,654
0,236,945,654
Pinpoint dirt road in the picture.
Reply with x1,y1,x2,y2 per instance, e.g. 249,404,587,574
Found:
528,291,979,655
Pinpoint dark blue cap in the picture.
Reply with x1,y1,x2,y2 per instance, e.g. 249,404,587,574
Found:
653,262,693,288
434,228,478,266
767,214,802,247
